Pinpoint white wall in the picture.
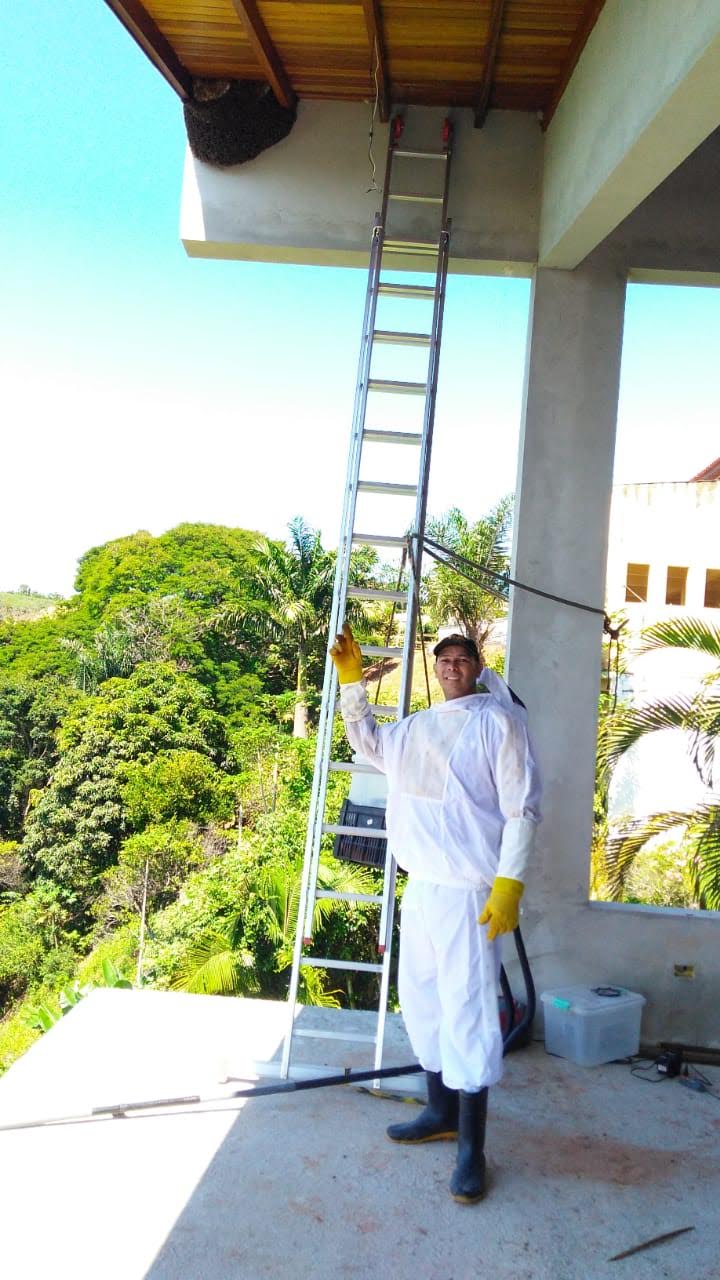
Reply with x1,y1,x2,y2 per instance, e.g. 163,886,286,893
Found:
505,264,720,1048
606,481,720,824
607,482,720,618
181,102,541,273
540,0,720,267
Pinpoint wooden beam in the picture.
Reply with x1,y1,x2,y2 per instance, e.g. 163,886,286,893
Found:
102,0,193,100
229,0,296,111
361,0,391,123
474,0,508,128
542,0,608,130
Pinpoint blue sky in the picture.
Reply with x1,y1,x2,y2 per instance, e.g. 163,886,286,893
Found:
2,2,719,596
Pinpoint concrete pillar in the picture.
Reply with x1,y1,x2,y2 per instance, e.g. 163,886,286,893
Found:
506,261,627,982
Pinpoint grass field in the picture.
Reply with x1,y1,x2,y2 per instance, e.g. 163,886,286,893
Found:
0,591,60,621
364,648,444,711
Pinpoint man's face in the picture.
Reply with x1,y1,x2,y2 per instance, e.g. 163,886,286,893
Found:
434,645,482,701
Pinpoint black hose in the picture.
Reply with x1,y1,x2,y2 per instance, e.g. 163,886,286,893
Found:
3,933,537,1134
0,1062,424,1134
502,925,536,1055
499,961,514,1046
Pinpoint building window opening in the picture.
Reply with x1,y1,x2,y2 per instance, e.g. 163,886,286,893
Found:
704,569,720,609
665,565,688,606
625,563,649,603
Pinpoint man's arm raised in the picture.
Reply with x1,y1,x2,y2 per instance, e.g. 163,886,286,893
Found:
329,622,386,769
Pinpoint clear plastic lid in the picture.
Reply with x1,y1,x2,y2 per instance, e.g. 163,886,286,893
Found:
540,984,646,1013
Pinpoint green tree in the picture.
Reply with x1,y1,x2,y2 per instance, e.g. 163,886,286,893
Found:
99,822,207,924
218,518,370,738
0,882,76,1008
599,617,720,908
21,663,229,900
70,525,271,699
73,523,260,620
0,611,89,682
425,498,512,652
120,751,235,829
0,676,79,839
169,853,377,1005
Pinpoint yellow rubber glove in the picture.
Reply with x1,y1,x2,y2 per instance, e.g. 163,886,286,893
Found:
478,876,524,941
329,621,363,685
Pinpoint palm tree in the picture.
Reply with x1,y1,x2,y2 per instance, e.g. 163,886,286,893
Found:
218,518,369,738
170,855,377,1005
599,617,720,907
425,498,512,651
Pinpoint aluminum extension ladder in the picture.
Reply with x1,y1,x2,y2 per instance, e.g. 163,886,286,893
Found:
280,113,454,1079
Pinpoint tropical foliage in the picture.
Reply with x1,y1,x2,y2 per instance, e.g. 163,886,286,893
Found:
0,506,515,1075
216,516,374,737
599,617,720,908
425,498,512,652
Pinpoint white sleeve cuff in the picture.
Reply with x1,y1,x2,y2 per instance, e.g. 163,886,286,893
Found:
339,680,371,723
497,815,536,883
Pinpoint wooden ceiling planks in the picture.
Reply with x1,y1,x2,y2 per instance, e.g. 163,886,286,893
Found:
102,0,195,97
542,0,607,127
229,0,296,107
361,0,391,121
120,0,607,121
383,0,484,108
474,0,509,126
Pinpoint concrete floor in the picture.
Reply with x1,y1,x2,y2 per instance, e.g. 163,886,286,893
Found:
0,990,718,1280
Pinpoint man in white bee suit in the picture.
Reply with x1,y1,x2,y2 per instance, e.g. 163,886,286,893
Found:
330,623,542,1204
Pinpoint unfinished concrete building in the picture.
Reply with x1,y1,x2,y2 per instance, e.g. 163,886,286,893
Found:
101,0,720,1047
2,6,720,1278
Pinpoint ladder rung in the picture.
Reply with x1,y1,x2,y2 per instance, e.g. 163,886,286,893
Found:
317,890,384,904
377,282,435,300
352,533,407,547
293,1029,378,1043
368,378,426,396
357,481,417,497
329,761,383,775
301,957,384,973
360,644,403,658
388,192,443,205
395,149,447,161
335,702,398,717
372,330,431,348
363,429,422,446
383,239,439,255
322,823,389,838
328,760,385,776
347,586,407,602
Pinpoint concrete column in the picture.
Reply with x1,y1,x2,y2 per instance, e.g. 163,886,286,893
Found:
506,261,627,985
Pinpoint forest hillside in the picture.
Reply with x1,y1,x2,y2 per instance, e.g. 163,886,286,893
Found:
0,509,511,1072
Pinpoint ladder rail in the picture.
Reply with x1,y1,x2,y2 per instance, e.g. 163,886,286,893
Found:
282,113,454,1080
281,215,386,1075
281,125,404,1076
396,126,454,723
296,118,411,948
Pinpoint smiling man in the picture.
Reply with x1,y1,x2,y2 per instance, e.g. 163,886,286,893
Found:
329,624,542,1204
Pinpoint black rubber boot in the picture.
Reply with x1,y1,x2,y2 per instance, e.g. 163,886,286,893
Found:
449,1088,488,1203
386,1070,459,1143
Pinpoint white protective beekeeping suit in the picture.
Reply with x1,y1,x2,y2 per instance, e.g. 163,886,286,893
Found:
339,673,542,1092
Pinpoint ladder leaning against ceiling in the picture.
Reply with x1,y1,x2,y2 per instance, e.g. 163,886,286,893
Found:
280,112,454,1079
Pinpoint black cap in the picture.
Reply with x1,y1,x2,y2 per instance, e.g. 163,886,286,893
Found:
433,633,480,662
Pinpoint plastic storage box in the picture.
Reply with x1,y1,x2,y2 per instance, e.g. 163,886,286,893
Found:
540,985,645,1066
